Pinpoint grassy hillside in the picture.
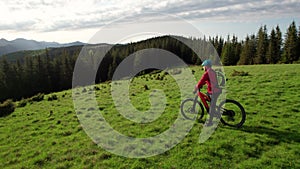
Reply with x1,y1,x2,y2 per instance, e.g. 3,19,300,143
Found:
0,64,299,168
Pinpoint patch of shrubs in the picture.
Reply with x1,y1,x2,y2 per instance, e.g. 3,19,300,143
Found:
0,99,15,117
48,94,58,101
18,99,28,107
94,86,100,91
231,70,249,77
17,93,45,107
30,93,45,102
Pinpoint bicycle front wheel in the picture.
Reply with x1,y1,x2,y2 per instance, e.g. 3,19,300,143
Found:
180,98,204,120
219,99,246,128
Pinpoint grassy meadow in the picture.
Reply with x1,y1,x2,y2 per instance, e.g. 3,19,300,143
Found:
0,64,299,168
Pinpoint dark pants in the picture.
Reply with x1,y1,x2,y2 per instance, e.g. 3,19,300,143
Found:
207,92,221,122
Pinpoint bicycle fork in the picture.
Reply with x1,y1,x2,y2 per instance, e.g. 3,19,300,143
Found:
191,95,198,113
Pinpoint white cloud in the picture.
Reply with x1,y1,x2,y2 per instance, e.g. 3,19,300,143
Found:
0,0,299,42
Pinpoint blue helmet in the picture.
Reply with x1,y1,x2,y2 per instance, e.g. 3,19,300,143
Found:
201,59,212,67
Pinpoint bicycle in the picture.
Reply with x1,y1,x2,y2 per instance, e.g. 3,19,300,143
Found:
180,88,246,128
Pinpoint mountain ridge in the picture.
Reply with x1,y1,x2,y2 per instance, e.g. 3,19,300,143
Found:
0,38,86,56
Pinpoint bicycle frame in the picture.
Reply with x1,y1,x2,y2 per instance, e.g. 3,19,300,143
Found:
195,90,211,112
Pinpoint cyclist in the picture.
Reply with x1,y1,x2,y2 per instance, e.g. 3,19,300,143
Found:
194,59,222,126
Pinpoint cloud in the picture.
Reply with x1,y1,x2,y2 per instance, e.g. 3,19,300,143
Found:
145,0,300,21
0,0,299,32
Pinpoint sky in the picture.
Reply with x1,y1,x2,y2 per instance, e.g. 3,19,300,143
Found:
0,0,299,44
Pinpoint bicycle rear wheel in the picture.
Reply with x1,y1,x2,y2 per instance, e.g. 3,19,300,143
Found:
180,98,204,120
219,99,246,128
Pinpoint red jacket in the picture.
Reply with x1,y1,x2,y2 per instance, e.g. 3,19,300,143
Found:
196,67,221,94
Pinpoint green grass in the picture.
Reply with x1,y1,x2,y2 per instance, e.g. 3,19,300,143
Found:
0,64,299,168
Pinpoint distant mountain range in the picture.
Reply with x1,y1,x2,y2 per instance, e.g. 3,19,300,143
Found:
0,38,85,56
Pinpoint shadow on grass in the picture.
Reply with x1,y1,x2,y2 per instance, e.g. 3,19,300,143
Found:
239,125,300,144
0,110,14,118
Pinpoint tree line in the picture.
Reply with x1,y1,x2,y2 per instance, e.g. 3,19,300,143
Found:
0,21,299,102
0,47,79,102
213,21,299,65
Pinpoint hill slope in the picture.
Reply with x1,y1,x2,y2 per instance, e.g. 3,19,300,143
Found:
0,64,299,168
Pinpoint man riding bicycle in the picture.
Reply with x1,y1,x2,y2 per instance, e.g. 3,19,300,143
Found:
194,59,222,126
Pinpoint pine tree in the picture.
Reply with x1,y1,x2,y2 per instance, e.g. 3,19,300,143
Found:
266,28,277,64
59,50,73,90
0,58,19,100
220,35,241,65
232,35,241,65
107,54,118,81
283,21,298,63
210,36,223,56
217,36,224,57
52,58,62,90
221,35,233,66
44,48,53,91
238,36,251,65
0,59,9,101
14,60,24,99
239,34,257,65
35,55,46,93
23,56,33,97
238,35,256,65
255,25,268,64
275,25,282,63
0,67,5,101
298,26,300,61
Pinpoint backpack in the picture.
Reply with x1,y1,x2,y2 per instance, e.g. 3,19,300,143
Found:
209,69,225,94
215,69,226,88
